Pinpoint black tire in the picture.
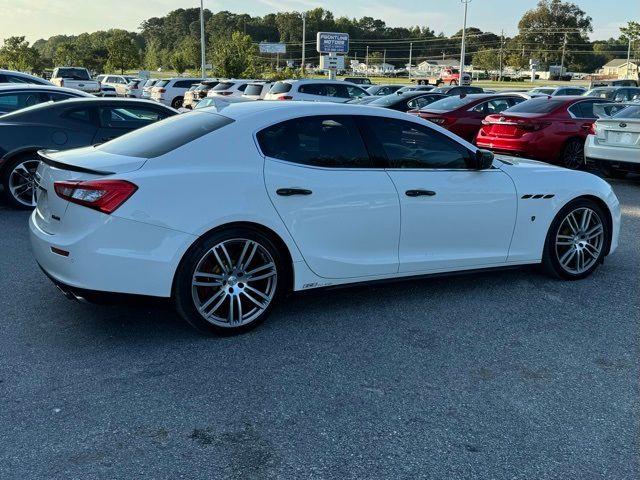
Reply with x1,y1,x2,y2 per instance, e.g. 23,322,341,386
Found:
171,96,184,109
598,164,628,179
542,198,609,280
173,227,287,335
560,138,585,169
1,153,41,209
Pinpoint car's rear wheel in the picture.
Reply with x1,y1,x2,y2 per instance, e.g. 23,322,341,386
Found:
560,138,584,169
598,164,628,179
171,96,184,109
174,228,286,335
542,199,608,280
1,154,40,209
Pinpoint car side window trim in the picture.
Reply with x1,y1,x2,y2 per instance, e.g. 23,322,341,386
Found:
567,100,604,119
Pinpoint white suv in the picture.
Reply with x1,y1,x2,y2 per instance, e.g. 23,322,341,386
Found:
207,80,256,98
242,81,274,100
95,74,136,96
264,80,370,102
151,77,201,108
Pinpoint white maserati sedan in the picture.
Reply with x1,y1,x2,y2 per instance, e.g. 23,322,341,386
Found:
30,102,621,334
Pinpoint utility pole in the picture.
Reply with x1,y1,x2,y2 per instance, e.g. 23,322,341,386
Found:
366,46,369,72
301,13,306,76
200,0,206,79
560,32,567,74
383,49,386,66
626,35,632,79
499,29,504,81
459,0,471,75
408,42,413,80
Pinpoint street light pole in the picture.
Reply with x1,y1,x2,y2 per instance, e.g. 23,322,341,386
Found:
408,42,413,80
200,0,206,79
301,13,306,76
459,0,471,75
626,36,632,79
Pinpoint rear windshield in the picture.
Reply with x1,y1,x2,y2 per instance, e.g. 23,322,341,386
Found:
420,95,477,112
504,98,565,114
244,84,264,96
213,82,235,91
155,80,169,88
144,79,157,87
55,68,90,80
97,112,234,158
369,94,408,106
613,105,640,119
269,82,292,94
530,88,555,95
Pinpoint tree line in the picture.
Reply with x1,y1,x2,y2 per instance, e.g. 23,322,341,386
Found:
0,1,638,78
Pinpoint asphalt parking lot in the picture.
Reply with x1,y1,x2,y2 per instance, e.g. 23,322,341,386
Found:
1,178,638,480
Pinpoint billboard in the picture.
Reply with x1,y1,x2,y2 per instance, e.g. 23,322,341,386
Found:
316,32,349,54
259,43,286,54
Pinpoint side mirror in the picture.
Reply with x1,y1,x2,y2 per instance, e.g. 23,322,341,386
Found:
475,149,494,170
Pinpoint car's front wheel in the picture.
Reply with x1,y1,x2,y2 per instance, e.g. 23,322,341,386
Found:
542,199,609,280
1,154,41,209
174,228,286,335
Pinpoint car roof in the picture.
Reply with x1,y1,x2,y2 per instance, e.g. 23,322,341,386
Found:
0,84,90,95
281,79,361,85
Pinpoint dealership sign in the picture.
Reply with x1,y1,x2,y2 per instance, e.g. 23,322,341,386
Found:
316,32,349,54
259,43,286,54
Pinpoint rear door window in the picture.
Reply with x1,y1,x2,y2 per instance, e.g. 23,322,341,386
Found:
568,100,602,119
257,115,372,168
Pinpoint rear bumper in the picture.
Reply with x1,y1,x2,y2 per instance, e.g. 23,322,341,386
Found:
585,135,640,166
476,132,556,162
30,209,196,298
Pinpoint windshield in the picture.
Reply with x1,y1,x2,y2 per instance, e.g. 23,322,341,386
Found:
244,84,264,96
56,68,90,80
213,82,235,91
420,95,477,112
503,98,565,114
369,94,410,106
97,112,234,158
194,98,217,109
529,88,555,95
612,105,640,119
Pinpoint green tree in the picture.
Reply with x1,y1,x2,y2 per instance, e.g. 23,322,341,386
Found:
172,52,188,74
212,31,256,78
106,30,140,73
54,42,79,66
144,37,163,70
0,36,41,71
515,0,592,70
472,48,500,71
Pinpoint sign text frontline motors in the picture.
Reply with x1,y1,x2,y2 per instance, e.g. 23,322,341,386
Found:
316,32,350,54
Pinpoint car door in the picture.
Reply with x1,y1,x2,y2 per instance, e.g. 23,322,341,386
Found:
260,114,401,279
360,115,517,273
92,105,171,143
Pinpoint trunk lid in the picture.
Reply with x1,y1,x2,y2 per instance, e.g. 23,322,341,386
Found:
481,113,550,138
34,148,145,233
594,118,640,147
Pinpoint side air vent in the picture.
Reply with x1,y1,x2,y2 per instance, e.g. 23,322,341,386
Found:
521,194,555,199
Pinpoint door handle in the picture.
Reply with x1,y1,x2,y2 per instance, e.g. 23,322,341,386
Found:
405,189,436,197
276,188,313,196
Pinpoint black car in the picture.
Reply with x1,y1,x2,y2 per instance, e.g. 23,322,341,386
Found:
430,85,484,95
0,98,177,208
365,91,448,112
0,84,91,115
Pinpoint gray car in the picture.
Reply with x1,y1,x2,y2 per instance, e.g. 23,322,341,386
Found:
0,98,177,208
0,84,92,115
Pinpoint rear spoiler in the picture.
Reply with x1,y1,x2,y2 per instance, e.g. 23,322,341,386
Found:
38,149,115,175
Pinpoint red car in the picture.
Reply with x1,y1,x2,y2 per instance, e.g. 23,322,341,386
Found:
475,96,609,169
408,94,527,142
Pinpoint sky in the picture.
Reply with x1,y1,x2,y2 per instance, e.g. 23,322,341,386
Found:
0,0,638,43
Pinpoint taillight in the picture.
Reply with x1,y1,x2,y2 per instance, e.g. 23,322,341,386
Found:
427,118,447,124
589,123,597,135
515,121,551,131
54,180,137,214
60,79,64,87
98,81,102,92
219,91,233,96
277,95,293,100
158,88,166,93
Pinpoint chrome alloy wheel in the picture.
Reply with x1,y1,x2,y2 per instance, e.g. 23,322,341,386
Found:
191,239,278,327
555,207,604,275
8,159,40,207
